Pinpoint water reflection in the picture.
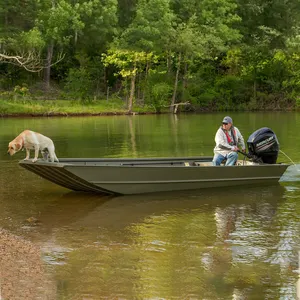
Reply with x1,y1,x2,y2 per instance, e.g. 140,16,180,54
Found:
1,114,300,299
2,185,299,299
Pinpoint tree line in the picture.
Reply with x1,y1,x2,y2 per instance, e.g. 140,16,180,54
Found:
1,0,300,112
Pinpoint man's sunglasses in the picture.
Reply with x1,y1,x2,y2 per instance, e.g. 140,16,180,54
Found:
222,122,228,125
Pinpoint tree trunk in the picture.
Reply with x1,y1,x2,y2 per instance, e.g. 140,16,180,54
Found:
170,52,181,113
167,51,171,73
253,68,257,106
182,60,188,101
44,42,54,91
253,80,256,102
124,78,128,107
103,66,107,99
74,30,78,45
253,78,257,108
137,67,141,101
128,61,136,113
142,59,151,104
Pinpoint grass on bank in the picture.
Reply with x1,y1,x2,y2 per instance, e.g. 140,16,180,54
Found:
0,98,159,116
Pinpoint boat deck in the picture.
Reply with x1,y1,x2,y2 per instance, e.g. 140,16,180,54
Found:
33,157,256,167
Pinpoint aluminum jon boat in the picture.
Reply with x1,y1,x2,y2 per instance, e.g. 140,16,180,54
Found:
18,127,290,195
19,157,289,195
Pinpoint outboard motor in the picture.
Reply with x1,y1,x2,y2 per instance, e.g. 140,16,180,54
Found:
247,127,279,164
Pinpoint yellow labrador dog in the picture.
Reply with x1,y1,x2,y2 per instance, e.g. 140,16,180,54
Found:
7,130,59,163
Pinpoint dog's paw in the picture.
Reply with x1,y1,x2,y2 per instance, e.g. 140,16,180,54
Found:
24,158,29,161
32,158,38,163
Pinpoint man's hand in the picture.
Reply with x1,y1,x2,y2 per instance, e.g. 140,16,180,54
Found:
233,146,239,151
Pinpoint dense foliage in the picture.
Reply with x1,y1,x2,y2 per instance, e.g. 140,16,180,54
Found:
1,0,300,111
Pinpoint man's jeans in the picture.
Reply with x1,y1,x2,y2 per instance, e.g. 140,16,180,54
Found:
212,152,238,166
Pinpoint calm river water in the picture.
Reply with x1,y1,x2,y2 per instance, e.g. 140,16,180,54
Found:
1,112,300,299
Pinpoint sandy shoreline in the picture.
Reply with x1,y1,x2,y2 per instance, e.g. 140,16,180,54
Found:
0,228,55,299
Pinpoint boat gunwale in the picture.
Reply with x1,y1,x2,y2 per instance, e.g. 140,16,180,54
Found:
18,159,291,168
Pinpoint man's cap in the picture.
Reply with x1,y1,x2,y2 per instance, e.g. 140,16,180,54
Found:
222,116,233,124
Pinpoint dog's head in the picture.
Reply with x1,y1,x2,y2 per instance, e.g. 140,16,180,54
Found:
7,141,22,156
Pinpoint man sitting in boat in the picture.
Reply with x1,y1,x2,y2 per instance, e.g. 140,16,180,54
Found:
213,116,245,166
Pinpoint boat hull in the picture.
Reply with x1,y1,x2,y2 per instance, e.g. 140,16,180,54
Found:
19,157,290,195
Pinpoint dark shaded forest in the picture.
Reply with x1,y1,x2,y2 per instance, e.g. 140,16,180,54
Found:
1,0,300,112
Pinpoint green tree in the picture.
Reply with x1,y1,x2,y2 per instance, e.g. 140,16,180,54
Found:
36,0,84,89
117,0,137,29
76,0,118,55
168,0,241,111
0,0,42,72
232,0,300,106
105,0,174,111
103,50,154,112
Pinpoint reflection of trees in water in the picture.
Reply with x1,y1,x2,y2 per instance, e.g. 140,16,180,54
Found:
212,202,278,298
34,186,300,299
128,211,219,299
266,197,300,299
170,114,179,157
212,192,300,299
128,116,137,156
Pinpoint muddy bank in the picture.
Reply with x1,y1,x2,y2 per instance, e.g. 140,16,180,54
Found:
0,111,160,118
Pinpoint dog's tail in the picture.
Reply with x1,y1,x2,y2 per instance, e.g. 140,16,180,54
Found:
48,145,59,162
54,153,59,162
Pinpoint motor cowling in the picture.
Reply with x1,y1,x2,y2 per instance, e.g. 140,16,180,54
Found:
247,127,279,164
